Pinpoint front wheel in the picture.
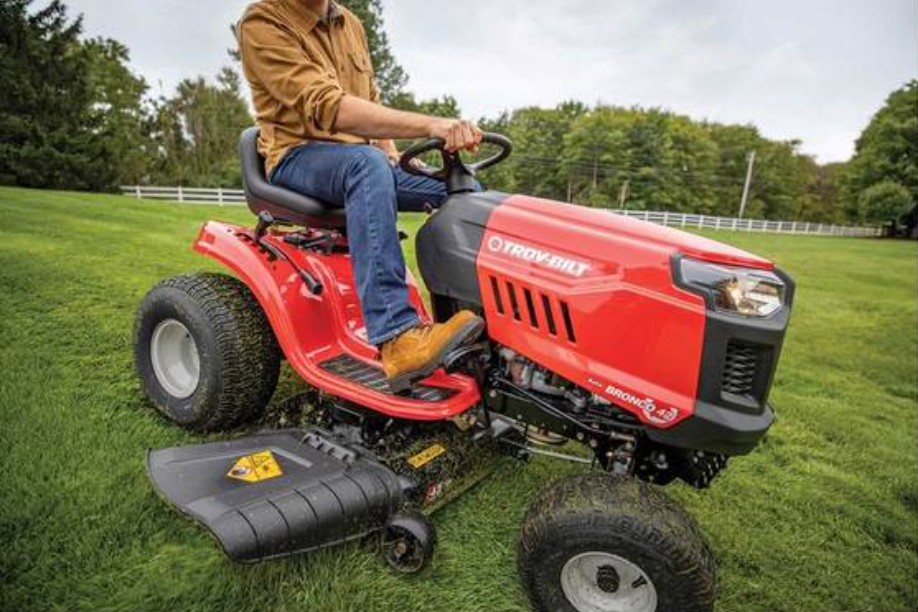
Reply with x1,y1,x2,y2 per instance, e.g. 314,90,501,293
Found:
518,474,715,612
133,273,281,431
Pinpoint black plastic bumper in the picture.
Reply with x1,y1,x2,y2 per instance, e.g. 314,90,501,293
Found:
662,262,794,456
646,400,776,456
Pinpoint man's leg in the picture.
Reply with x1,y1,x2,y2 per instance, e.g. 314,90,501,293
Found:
271,143,420,345
270,142,485,392
392,166,481,212
392,166,449,211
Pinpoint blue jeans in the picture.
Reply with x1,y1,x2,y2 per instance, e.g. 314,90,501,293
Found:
270,142,451,345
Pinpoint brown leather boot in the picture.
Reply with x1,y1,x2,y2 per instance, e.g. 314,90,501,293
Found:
381,310,485,393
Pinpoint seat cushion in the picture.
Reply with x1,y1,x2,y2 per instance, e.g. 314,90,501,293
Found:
239,127,346,229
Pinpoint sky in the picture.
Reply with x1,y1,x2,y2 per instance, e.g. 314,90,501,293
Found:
65,0,917,163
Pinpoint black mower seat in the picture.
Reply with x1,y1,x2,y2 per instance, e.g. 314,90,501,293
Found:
239,127,347,229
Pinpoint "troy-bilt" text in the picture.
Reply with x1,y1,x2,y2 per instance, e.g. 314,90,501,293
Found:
487,236,590,278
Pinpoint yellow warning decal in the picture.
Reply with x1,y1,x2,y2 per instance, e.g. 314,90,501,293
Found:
407,444,446,469
227,450,283,483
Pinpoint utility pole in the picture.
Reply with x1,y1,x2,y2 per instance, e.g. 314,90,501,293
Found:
567,173,574,203
592,146,599,191
738,150,756,219
618,179,631,209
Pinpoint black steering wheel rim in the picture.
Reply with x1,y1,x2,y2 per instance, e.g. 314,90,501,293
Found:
399,133,513,184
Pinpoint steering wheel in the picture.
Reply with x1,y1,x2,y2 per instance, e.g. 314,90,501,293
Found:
399,132,513,195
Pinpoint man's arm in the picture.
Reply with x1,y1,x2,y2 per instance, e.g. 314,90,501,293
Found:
336,95,481,153
239,15,481,153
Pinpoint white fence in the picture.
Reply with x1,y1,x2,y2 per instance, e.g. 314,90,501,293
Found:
610,209,882,237
120,185,882,238
121,185,246,205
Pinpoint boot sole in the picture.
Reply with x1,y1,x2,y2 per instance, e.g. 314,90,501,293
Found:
387,317,486,394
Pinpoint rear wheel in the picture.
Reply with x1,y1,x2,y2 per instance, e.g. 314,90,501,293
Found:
518,473,715,612
133,273,281,431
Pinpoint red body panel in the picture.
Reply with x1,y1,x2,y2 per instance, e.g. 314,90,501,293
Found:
476,196,771,429
194,221,479,420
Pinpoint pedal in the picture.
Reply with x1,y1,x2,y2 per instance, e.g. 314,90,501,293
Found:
443,342,489,372
473,414,517,442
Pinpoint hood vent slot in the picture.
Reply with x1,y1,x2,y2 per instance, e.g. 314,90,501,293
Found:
560,301,577,343
486,275,577,344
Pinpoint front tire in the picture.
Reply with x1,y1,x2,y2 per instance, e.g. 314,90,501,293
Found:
133,273,281,431
518,473,715,612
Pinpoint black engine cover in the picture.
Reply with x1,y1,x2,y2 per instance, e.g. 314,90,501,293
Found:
415,191,508,307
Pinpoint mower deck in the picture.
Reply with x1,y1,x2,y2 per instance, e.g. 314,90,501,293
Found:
147,429,408,563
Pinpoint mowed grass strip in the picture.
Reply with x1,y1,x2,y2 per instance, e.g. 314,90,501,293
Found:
0,186,915,612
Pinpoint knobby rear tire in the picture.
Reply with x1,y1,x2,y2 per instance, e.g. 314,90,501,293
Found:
133,272,281,431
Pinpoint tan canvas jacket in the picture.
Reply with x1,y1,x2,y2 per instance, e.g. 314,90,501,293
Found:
237,0,380,175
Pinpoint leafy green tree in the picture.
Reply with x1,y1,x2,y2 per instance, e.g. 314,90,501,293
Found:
563,107,719,212
798,161,847,223
707,124,822,220
499,102,586,201
844,80,918,217
387,93,461,118
83,37,152,186
0,0,105,189
754,139,811,220
856,180,913,223
706,124,762,217
148,68,253,187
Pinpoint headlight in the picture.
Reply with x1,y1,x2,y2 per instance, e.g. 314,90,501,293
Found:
679,258,785,318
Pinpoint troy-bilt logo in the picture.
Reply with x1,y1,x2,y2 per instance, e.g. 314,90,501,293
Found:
487,236,590,278
589,379,680,425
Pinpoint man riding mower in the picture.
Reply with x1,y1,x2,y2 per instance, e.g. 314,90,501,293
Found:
133,2,795,611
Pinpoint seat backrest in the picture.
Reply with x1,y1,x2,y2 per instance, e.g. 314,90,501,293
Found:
239,127,346,229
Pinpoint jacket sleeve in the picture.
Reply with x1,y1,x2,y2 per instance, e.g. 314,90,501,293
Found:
238,15,345,132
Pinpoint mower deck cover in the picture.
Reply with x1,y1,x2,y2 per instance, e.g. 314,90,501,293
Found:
147,429,407,563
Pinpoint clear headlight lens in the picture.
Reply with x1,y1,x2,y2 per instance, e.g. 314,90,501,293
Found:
679,258,785,318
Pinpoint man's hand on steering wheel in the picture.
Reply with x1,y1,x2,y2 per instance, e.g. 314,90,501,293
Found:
429,118,483,154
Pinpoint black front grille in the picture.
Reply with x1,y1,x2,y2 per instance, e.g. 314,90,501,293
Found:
722,341,761,397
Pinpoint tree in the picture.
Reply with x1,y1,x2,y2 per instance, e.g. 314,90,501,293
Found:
706,124,823,220
502,102,587,201
856,180,913,223
387,93,461,118
0,0,105,189
83,37,152,186
147,68,253,187
843,80,918,217
563,106,719,212
798,161,847,223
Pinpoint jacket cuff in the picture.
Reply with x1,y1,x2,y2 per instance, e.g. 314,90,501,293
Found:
313,87,346,134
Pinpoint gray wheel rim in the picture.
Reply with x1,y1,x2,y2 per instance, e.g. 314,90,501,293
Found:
560,552,658,612
150,319,201,399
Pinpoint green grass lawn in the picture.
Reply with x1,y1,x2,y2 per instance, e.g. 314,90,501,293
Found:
1,186,916,612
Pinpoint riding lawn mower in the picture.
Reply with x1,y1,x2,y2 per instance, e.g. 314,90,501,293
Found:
135,129,794,612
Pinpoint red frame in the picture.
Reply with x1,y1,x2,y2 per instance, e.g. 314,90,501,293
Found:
196,194,776,429
194,221,480,421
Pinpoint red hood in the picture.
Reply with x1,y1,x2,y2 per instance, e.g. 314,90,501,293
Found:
504,195,774,270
